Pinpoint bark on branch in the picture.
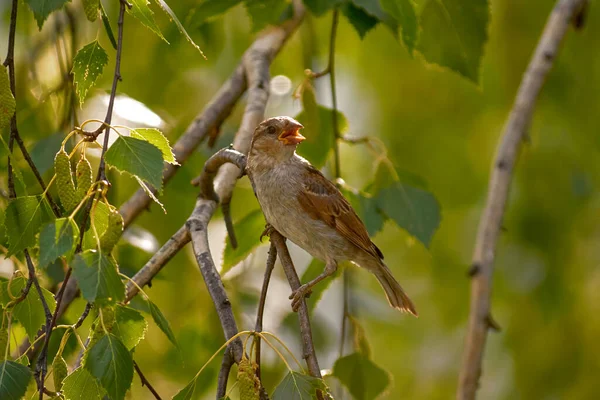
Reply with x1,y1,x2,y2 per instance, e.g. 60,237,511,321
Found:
457,1,587,399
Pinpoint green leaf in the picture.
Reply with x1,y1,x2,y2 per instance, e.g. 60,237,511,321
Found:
0,360,32,399
112,305,147,350
343,189,385,237
147,300,177,347
294,85,348,168
62,367,106,400
272,371,328,400
0,66,15,130
380,0,418,53
24,0,70,29
82,0,99,21
222,209,265,274
153,0,206,58
72,250,126,304
374,181,441,247
134,176,166,213
302,258,342,312
332,352,390,400
84,334,133,400
100,2,118,50
72,40,109,106
38,218,78,268
245,0,290,32
104,136,164,193
83,201,110,250
0,277,57,341
417,0,489,82
190,0,243,25
342,2,378,39
130,128,178,165
352,0,397,31
128,0,167,42
4,195,54,256
303,0,343,16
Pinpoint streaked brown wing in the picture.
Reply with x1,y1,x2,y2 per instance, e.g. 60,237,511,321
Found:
297,165,383,260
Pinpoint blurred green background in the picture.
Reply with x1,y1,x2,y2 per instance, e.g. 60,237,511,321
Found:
1,0,600,398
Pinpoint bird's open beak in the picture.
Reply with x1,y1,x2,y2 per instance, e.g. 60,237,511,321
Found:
278,121,305,145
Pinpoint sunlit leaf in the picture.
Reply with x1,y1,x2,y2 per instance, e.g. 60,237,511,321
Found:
417,0,489,82
131,128,178,165
112,305,147,350
380,0,418,53
0,360,32,399
222,209,265,273
128,0,168,42
62,367,106,400
38,217,78,268
72,250,126,304
332,352,390,400
83,200,111,250
0,66,15,130
272,371,328,400
85,334,133,400
153,0,206,58
0,277,57,341
24,0,70,29
72,40,109,106
294,85,348,168
4,195,54,256
148,300,177,347
245,0,289,32
104,136,164,193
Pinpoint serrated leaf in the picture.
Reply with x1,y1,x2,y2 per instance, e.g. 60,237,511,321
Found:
272,371,328,400
72,41,109,106
341,1,379,39
380,0,418,53
303,0,343,16
332,352,390,400
24,0,70,29
4,195,54,256
189,0,243,25
105,136,164,193
0,360,32,399
0,66,15,130
148,300,177,346
130,128,178,165
62,367,106,400
417,0,489,82
294,86,348,168
222,209,265,274
245,0,290,32
153,0,206,58
83,201,111,250
0,277,57,341
128,0,168,42
302,258,341,312
375,181,441,247
38,218,78,268
72,250,125,304
84,334,133,400
112,305,147,350
134,176,166,213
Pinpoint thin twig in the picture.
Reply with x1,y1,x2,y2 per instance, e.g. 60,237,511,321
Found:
134,360,162,400
270,232,322,379
217,349,234,399
457,1,586,399
74,302,93,329
327,8,341,180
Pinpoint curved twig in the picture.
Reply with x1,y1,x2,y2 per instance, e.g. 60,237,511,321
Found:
458,1,587,399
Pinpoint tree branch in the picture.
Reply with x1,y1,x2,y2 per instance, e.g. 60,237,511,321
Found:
457,1,586,399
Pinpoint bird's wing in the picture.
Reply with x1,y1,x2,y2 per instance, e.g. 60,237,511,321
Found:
297,165,383,260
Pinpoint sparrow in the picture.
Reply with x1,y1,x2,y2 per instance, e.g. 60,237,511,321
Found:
246,116,417,316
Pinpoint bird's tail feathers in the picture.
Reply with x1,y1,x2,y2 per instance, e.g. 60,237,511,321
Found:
374,263,418,316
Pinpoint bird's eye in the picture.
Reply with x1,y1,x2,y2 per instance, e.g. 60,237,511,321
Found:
266,126,277,135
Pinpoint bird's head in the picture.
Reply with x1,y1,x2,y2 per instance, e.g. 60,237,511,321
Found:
250,116,305,163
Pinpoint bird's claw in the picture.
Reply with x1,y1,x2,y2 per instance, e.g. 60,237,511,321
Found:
289,284,312,312
260,224,274,242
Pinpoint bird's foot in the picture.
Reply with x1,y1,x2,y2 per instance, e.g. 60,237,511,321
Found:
289,284,312,312
260,223,274,242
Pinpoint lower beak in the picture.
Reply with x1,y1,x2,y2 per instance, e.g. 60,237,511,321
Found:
278,124,305,145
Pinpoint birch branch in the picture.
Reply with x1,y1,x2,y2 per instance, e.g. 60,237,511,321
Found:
457,1,587,399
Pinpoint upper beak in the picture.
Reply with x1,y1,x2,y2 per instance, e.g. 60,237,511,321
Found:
278,120,305,145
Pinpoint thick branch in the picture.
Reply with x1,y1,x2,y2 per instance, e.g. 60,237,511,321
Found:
270,232,322,379
457,1,586,399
